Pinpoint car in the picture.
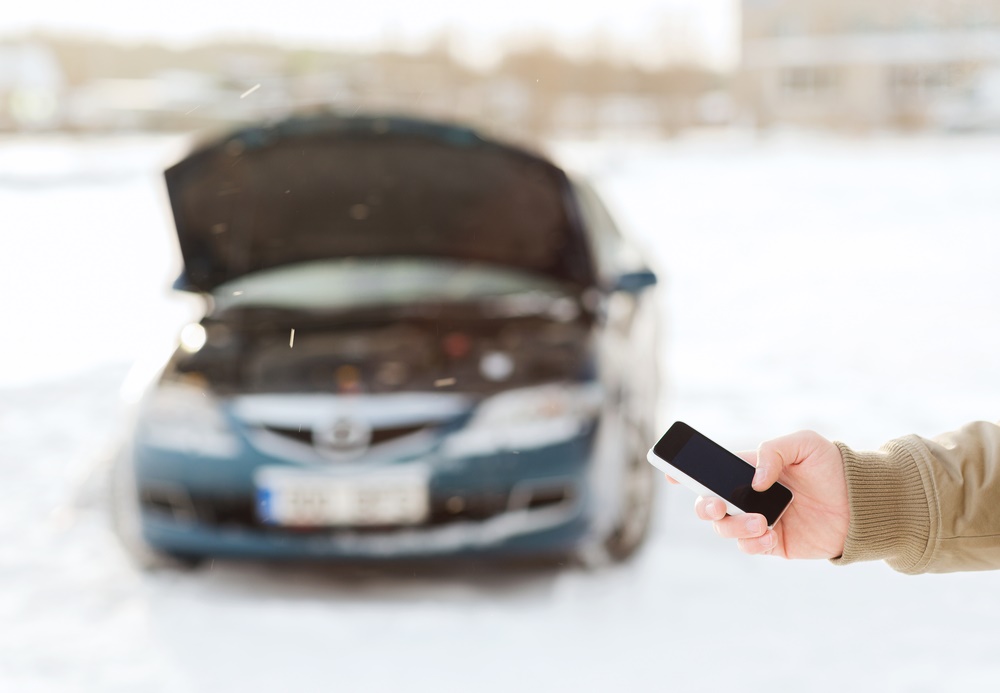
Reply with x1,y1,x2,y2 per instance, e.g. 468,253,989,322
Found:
113,113,662,567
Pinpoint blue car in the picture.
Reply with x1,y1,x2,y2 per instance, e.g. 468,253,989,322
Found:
114,114,662,566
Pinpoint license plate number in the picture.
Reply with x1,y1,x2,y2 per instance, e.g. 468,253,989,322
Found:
255,467,429,527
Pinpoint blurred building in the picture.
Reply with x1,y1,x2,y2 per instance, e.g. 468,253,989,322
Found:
742,0,1000,130
0,42,65,130
0,35,725,137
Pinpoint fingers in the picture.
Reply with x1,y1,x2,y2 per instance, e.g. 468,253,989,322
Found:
737,532,777,555
710,512,777,555
664,473,679,485
711,513,768,541
694,497,778,555
694,496,726,521
695,499,777,554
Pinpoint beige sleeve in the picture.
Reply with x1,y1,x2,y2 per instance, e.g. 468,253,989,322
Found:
832,421,1000,574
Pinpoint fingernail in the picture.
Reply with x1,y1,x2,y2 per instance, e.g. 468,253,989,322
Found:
752,466,766,488
746,518,763,535
760,531,774,548
705,500,718,515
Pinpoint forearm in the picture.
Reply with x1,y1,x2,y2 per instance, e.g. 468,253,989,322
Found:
833,421,1000,574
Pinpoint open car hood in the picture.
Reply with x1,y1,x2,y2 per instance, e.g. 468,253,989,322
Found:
165,115,596,293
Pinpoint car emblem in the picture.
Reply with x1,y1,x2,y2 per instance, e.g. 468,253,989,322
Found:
314,417,372,461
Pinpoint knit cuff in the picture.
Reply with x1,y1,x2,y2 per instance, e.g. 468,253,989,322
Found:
830,440,933,574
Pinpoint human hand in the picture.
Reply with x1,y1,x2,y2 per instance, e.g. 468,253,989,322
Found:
667,431,849,559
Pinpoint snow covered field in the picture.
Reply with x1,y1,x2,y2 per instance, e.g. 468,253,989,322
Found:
3,132,1000,692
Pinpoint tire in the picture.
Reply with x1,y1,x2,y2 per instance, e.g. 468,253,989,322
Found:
575,412,657,569
602,422,657,562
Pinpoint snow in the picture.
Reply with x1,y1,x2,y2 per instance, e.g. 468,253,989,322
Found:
4,131,1000,692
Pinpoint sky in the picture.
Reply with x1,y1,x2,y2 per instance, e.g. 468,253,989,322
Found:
0,0,739,69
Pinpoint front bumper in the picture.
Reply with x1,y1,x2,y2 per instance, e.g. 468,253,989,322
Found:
133,413,600,559
140,497,591,559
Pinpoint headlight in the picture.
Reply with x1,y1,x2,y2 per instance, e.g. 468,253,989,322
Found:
178,323,207,353
471,382,601,425
443,382,601,458
138,379,239,458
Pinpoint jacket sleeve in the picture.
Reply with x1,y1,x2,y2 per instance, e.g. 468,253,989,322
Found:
831,420,1000,574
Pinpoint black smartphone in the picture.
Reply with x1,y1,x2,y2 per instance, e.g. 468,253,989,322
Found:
647,421,793,527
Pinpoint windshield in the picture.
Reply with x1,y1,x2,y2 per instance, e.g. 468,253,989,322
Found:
211,257,575,312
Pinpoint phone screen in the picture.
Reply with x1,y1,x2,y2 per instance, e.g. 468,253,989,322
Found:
654,422,792,526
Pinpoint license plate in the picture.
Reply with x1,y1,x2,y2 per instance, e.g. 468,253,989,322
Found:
254,466,429,527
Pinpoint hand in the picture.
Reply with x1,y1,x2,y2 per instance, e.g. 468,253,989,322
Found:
667,431,849,559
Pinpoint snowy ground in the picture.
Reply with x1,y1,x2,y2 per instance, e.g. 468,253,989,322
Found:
3,131,1000,692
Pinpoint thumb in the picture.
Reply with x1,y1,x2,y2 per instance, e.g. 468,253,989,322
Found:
752,431,816,490
751,433,802,491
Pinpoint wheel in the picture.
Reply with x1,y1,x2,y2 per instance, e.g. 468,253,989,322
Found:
576,408,657,569
602,422,657,562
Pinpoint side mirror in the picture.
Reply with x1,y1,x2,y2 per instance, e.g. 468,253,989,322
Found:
611,269,657,294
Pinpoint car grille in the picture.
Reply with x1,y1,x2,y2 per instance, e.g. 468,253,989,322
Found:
261,422,430,448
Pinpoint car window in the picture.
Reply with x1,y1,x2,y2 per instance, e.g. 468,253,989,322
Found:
572,179,640,281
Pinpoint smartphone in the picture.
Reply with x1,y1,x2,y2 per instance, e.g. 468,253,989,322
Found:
647,421,793,527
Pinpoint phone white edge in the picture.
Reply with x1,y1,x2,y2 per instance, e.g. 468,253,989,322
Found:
646,447,791,528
